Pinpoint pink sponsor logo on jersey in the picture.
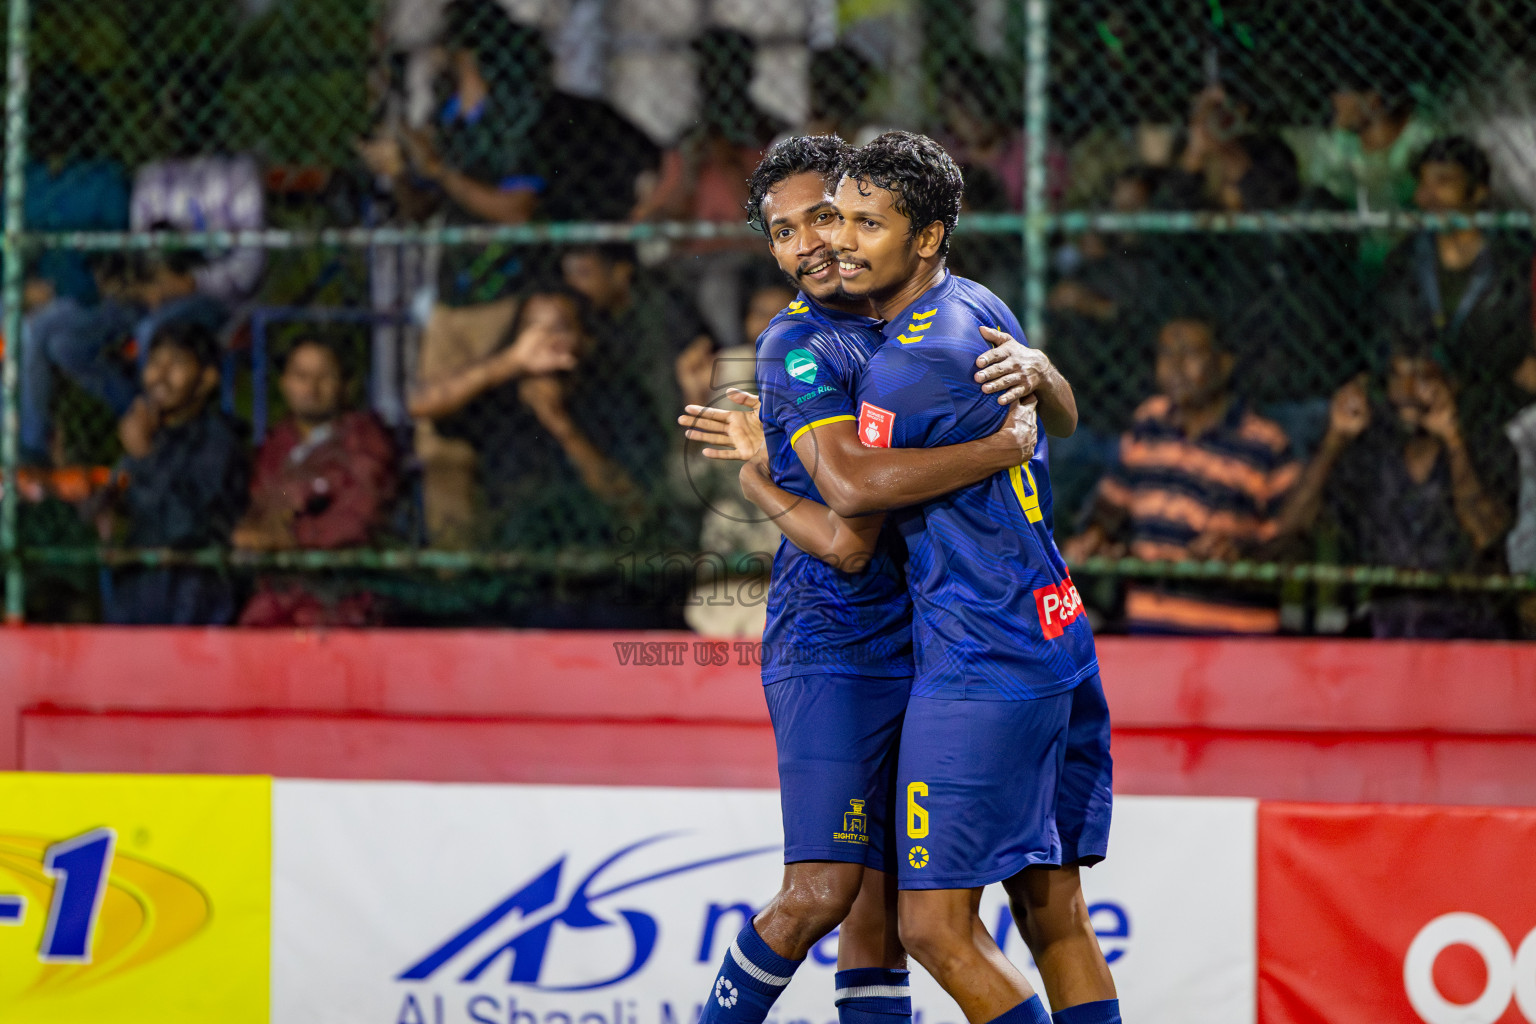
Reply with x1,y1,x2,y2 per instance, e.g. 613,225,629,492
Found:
1033,574,1084,639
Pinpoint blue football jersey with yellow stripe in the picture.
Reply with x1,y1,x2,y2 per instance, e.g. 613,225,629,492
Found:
856,272,1098,700
753,293,913,685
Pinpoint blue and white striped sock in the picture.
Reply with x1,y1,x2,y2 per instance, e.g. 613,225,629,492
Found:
698,923,802,1024
835,968,912,1024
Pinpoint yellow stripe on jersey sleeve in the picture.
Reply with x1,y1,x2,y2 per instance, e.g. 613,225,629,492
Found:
790,414,856,447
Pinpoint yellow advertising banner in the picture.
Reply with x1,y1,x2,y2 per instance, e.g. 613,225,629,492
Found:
0,773,270,1023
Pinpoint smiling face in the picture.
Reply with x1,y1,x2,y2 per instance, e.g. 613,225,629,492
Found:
830,175,929,302
758,171,844,303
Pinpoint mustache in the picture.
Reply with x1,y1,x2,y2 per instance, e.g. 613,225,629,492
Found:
831,251,869,269
795,253,834,277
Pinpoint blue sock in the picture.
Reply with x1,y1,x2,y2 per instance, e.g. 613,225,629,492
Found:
698,923,802,1024
984,996,1052,1024
1050,999,1121,1024
835,968,912,1024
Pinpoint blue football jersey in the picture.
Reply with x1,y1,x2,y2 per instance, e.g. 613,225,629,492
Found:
753,293,913,686
855,272,1098,700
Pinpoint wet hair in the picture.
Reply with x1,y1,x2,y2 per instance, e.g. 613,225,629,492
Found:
745,135,855,238
1411,135,1492,191
148,321,220,371
839,131,964,259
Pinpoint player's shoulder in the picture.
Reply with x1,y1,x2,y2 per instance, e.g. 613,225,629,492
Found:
756,300,829,357
889,275,1018,350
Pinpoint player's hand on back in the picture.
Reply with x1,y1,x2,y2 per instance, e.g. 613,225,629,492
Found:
975,326,1053,405
997,394,1039,464
679,389,768,470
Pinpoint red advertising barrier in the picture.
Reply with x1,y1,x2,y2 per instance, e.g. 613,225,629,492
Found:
1258,802,1536,1024
2,628,1535,803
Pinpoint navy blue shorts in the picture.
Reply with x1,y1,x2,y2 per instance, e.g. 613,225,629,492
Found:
763,673,911,870
895,673,1112,890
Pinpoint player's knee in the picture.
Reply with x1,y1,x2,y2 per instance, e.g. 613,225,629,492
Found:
773,876,859,938
1005,868,1090,945
895,911,966,969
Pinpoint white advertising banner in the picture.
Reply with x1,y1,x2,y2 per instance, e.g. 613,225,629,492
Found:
272,782,1255,1024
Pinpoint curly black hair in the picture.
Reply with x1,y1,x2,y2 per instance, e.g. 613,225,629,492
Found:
745,135,855,238
839,131,964,259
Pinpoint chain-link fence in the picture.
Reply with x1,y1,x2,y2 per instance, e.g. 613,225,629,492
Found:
2,0,1535,634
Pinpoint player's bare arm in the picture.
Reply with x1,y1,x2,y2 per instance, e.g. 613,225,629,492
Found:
680,391,885,569
976,326,1079,437
789,395,1038,519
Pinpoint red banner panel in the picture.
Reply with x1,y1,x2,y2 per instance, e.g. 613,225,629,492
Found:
1258,802,1536,1024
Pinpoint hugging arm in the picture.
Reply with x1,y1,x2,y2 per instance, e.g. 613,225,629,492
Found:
681,392,885,569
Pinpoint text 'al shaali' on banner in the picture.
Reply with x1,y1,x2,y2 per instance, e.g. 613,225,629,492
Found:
0,772,271,1024
271,782,1257,1024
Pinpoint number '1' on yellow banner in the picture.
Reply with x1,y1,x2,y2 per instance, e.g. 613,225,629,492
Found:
0,773,270,1024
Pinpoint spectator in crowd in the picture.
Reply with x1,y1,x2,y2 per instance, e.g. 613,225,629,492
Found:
560,244,717,435
632,28,785,349
409,284,660,547
1063,316,1299,634
100,323,248,625
1046,165,1170,528
937,49,1027,213
130,62,264,307
1377,135,1533,492
357,0,549,544
1162,112,1362,448
1286,64,1438,217
1274,354,1514,638
16,71,131,464
234,338,398,627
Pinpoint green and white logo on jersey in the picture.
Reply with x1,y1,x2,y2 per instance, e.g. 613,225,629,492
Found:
785,348,818,385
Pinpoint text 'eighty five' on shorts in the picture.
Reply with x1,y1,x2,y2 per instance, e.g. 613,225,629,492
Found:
896,673,1113,890
764,673,910,871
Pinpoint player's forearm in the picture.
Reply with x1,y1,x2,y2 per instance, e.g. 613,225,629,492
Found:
1035,365,1078,437
739,465,877,570
813,433,1020,517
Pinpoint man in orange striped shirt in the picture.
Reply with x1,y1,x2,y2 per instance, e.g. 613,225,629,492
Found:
1063,316,1300,633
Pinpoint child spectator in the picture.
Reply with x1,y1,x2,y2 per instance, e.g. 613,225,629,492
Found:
1064,316,1299,633
101,323,248,625
234,338,398,627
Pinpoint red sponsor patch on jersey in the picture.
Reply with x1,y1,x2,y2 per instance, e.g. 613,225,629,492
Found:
858,402,895,448
1033,574,1084,639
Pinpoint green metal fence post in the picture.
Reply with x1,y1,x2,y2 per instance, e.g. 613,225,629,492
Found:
1,0,31,624
1022,0,1049,344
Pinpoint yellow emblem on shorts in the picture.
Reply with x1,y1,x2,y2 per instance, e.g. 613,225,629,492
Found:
908,846,930,869
833,799,869,844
